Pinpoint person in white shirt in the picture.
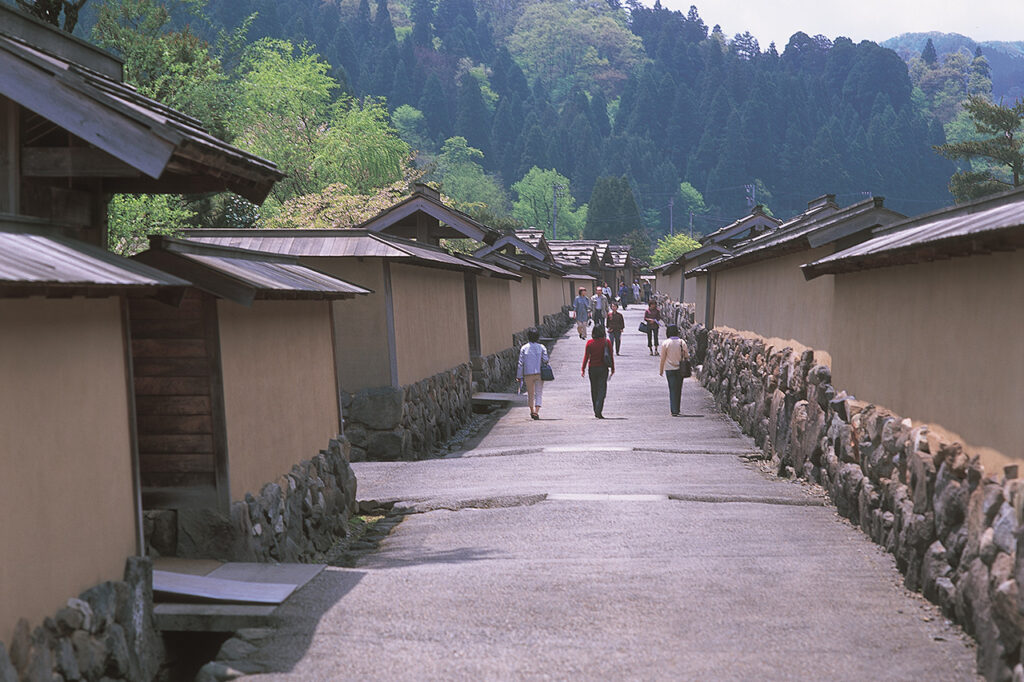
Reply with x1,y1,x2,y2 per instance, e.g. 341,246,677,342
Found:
658,324,690,417
517,327,550,420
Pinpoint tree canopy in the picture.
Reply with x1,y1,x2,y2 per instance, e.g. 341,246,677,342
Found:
934,95,1024,201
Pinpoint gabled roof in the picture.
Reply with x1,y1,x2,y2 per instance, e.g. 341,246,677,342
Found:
802,186,1024,280
699,205,783,245
356,184,499,244
514,228,548,250
607,244,632,268
473,234,549,263
547,239,612,267
0,222,187,298
0,6,281,203
134,237,372,305
693,196,903,275
178,229,519,279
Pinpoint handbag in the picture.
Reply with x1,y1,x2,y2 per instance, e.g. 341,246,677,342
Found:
681,357,692,378
541,362,554,381
603,340,613,366
638,321,649,333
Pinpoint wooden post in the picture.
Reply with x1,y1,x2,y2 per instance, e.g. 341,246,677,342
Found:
382,261,399,388
0,97,19,215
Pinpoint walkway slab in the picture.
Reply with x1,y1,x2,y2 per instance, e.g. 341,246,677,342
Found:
239,306,980,680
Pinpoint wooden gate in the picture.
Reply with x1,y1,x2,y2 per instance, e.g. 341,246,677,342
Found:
129,290,228,511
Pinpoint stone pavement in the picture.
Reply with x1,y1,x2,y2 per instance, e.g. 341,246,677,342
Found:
240,306,980,680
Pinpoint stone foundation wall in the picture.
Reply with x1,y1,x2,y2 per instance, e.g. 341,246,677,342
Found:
0,558,162,682
146,437,358,564
674,304,1024,681
346,308,572,461
344,365,473,461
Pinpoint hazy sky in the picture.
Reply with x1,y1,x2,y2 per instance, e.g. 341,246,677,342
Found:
656,0,1024,49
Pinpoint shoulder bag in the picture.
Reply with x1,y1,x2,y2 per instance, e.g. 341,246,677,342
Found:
638,321,649,333
541,362,554,381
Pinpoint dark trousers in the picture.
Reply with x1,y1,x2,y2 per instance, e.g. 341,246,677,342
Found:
665,369,683,415
609,329,621,353
646,326,659,348
588,366,609,416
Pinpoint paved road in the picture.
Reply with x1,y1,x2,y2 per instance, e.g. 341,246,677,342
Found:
244,306,979,681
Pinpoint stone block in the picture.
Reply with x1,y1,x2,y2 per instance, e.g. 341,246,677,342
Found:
176,508,241,561
350,386,404,430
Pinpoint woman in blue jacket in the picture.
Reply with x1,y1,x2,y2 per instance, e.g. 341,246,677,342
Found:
517,327,550,420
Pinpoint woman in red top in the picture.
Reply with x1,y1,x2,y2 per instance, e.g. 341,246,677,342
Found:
581,324,615,418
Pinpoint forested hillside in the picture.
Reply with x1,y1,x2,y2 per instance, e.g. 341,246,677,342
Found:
55,0,974,242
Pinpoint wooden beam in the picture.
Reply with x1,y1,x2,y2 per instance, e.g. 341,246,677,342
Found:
0,46,175,178
22,146,143,178
202,294,232,514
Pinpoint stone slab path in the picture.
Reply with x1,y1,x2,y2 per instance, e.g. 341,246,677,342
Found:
241,306,980,680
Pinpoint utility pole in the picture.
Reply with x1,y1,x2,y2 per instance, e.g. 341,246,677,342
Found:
668,197,674,235
552,184,564,240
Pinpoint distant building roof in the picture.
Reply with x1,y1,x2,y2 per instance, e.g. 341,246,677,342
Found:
178,229,520,280
0,5,281,203
607,245,632,268
692,196,904,275
0,224,187,297
355,184,499,245
802,186,1024,279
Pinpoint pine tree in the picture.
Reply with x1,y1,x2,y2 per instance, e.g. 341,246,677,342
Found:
921,38,937,66
411,0,434,48
455,75,492,158
934,95,1024,201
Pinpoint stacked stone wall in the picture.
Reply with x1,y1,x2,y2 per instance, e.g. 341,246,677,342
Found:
661,296,1024,681
0,558,162,682
344,366,473,461
347,307,571,460
146,437,358,564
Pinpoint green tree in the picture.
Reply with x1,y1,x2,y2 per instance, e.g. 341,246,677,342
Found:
107,194,195,255
651,232,701,266
228,39,410,205
511,167,586,239
934,95,1024,201
391,104,435,155
584,175,640,240
920,38,937,66
619,228,651,265
433,137,509,214
677,181,707,218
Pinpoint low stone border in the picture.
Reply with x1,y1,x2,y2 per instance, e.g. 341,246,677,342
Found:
662,297,1023,681
146,437,358,563
0,558,162,682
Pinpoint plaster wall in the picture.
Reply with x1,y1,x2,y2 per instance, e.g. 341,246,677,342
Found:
217,299,340,500
712,247,834,353
830,250,1024,461
390,263,469,385
300,257,389,393
538,275,563,317
0,298,136,644
508,275,537,331
477,276,513,356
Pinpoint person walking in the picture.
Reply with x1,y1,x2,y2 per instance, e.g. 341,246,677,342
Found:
591,286,610,323
572,287,591,339
642,280,652,303
632,280,641,305
618,281,630,309
581,325,614,418
606,302,625,355
517,327,550,420
658,324,690,417
643,299,662,355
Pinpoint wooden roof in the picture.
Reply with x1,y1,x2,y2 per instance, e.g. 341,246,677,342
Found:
803,187,1024,279
179,229,520,279
355,185,499,244
0,6,282,203
695,197,904,275
134,237,371,304
0,223,188,298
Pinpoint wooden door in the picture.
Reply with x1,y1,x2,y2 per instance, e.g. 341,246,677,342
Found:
129,290,228,511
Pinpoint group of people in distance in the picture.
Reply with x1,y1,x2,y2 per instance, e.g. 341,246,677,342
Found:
516,283,691,420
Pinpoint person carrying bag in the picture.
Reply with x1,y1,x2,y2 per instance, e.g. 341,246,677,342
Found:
658,324,690,417
517,327,550,420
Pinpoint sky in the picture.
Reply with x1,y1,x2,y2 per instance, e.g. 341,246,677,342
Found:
656,0,1024,49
